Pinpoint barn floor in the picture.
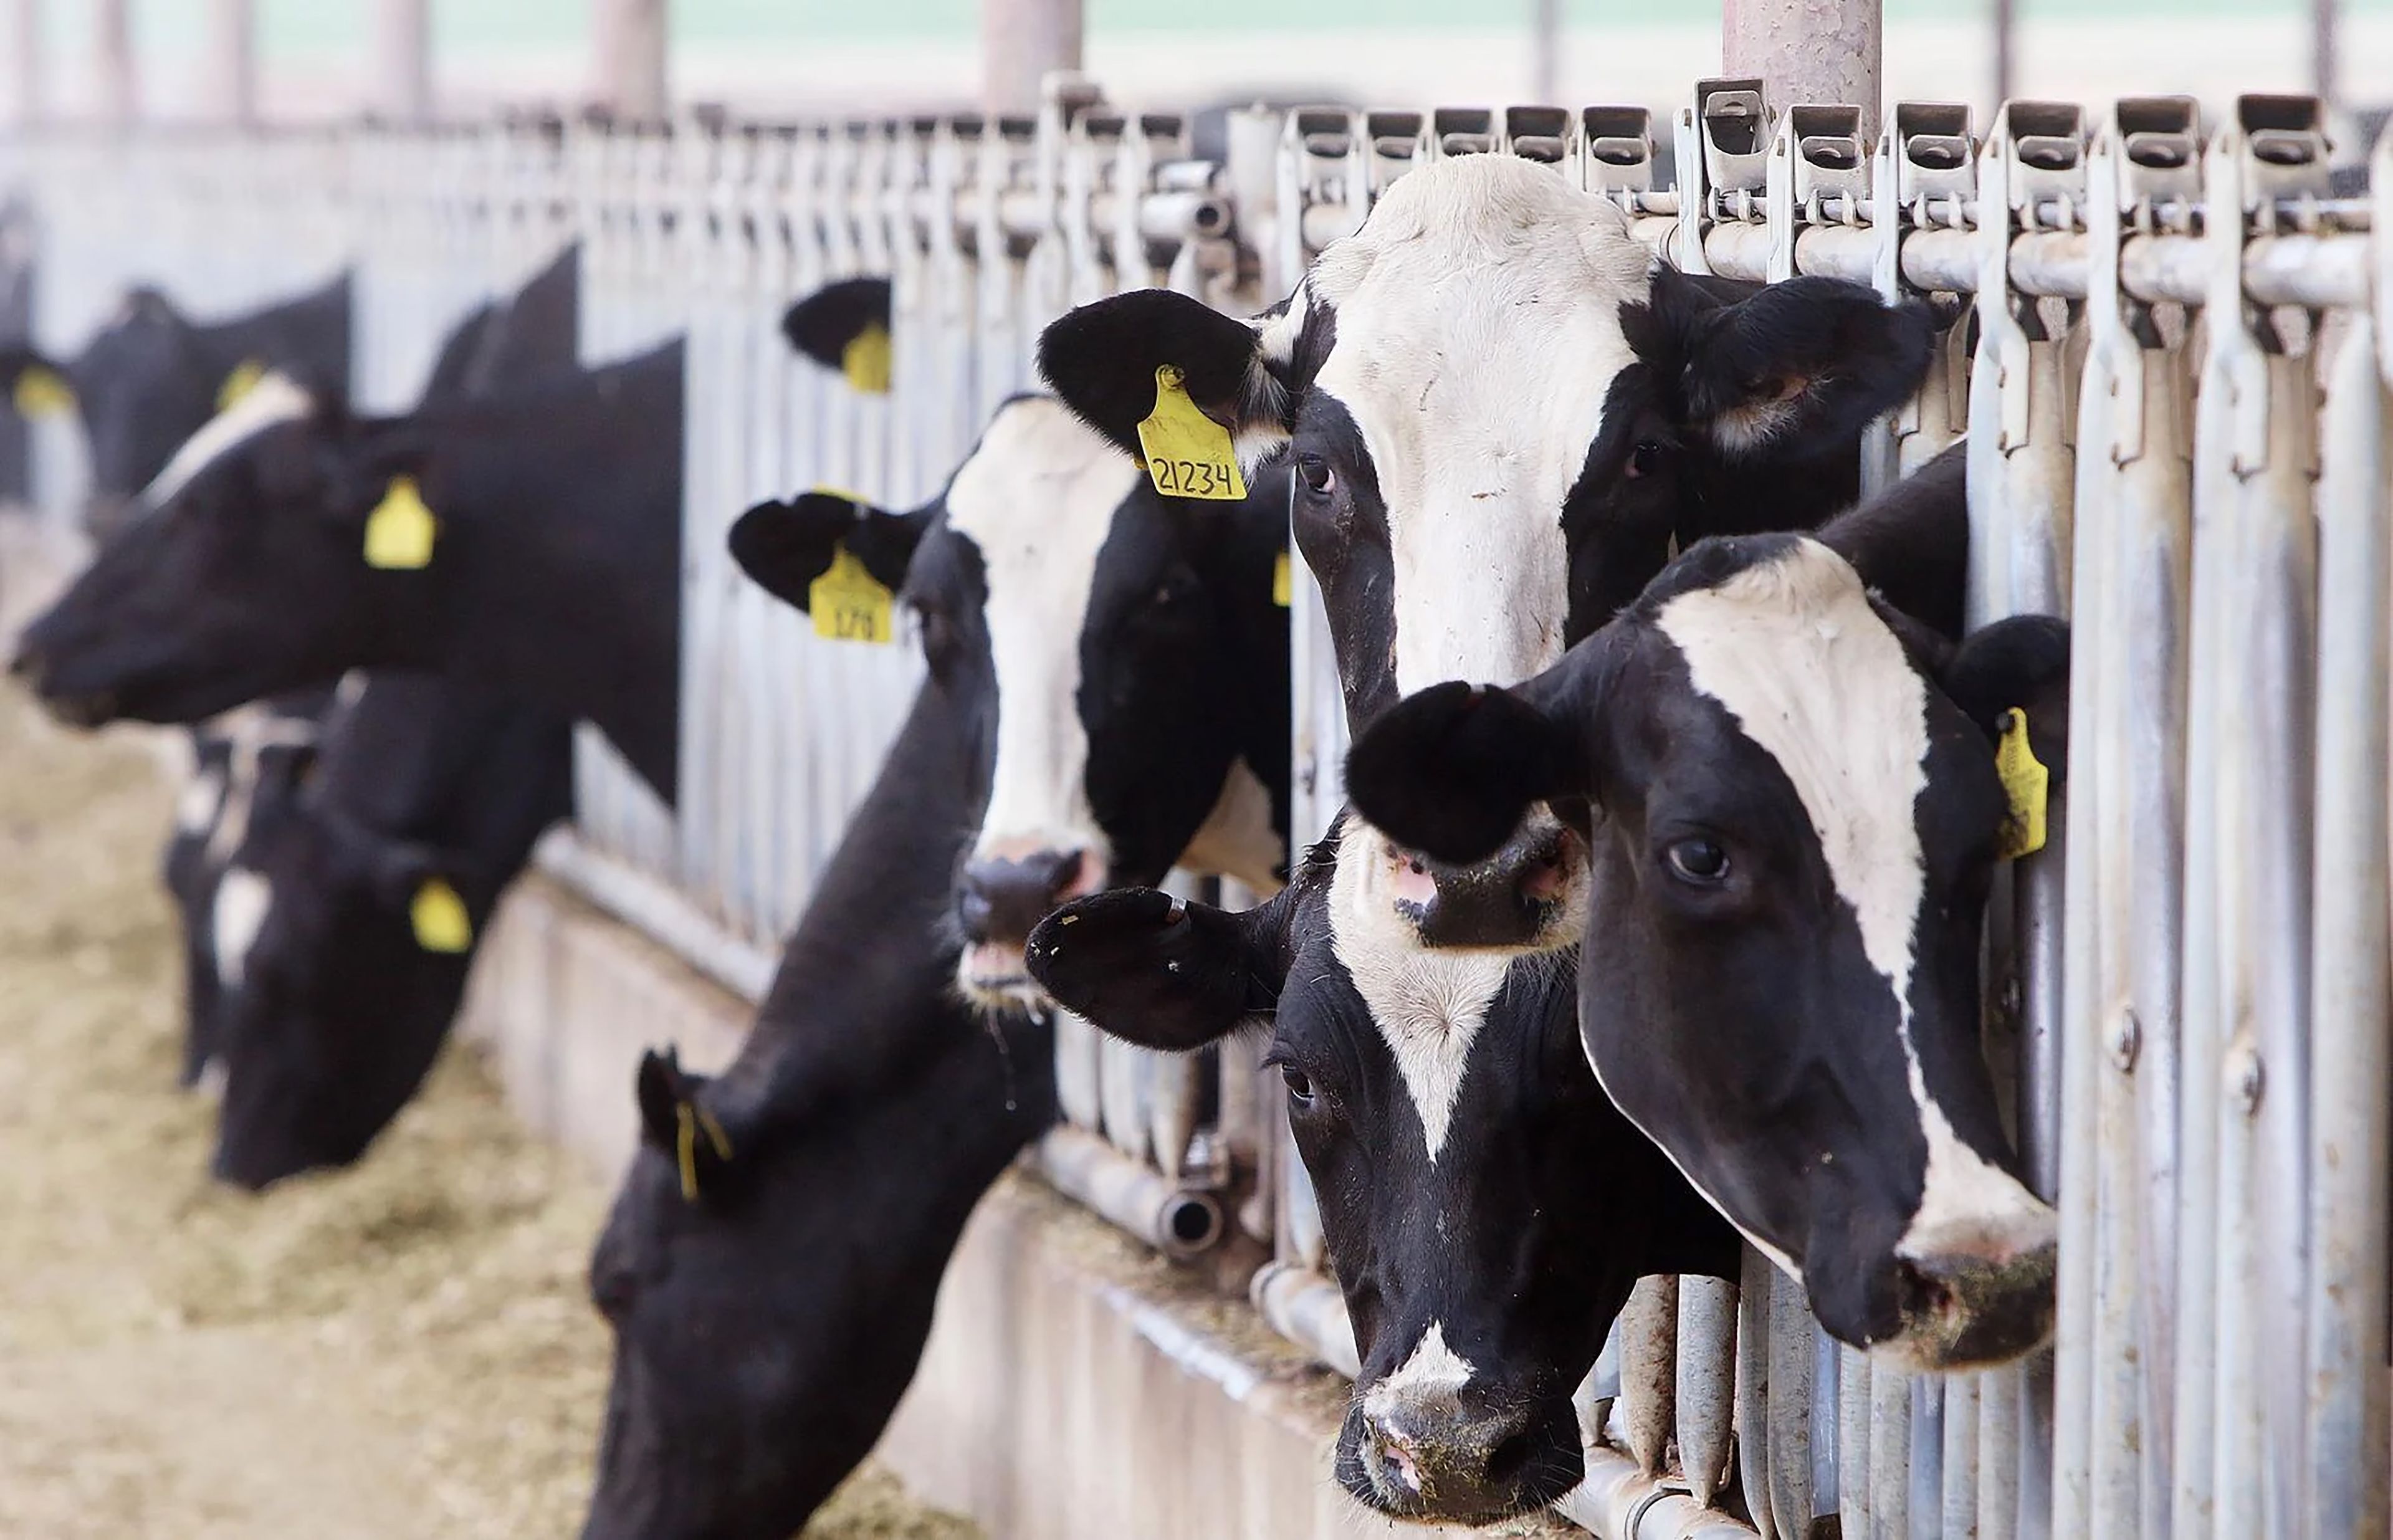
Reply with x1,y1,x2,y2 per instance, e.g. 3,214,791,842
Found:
0,682,977,1540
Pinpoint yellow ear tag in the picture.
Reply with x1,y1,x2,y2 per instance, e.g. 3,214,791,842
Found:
217,358,267,412
672,1101,734,1202
1272,550,1292,608
1136,365,1246,502
363,476,438,570
810,545,894,644
409,878,473,953
842,323,893,395
1994,707,2050,859
12,366,74,417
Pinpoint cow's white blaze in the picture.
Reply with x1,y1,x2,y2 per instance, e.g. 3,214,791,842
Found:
1655,538,2053,1281
1301,156,1650,697
945,396,1142,880
211,866,273,988
1362,1320,1478,1422
140,371,313,510
1329,813,1511,1162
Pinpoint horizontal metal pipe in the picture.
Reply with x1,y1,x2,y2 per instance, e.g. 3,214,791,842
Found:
1034,1124,1226,1261
1249,1260,1360,1379
533,828,778,1003
1552,1443,1762,1539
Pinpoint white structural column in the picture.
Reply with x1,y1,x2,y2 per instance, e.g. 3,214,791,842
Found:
1,0,38,126
200,0,256,124
982,0,1081,116
593,0,668,120
94,0,136,127
1724,0,1881,134
372,0,432,125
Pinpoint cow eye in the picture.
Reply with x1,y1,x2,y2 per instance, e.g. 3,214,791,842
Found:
1626,440,1664,479
1296,454,1335,495
1664,837,1729,884
1280,1064,1316,1106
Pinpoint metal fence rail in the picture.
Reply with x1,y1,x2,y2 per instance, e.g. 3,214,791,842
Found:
2,76,2386,1539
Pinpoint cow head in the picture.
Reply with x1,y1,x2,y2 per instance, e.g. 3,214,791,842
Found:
730,394,1289,1010
1345,532,2069,1369
207,787,479,1190
9,378,436,726
1039,154,1932,957
1025,831,1737,1522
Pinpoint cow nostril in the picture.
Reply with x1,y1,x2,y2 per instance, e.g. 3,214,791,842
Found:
1483,1426,1535,1487
7,648,37,684
1898,1258,1956,1318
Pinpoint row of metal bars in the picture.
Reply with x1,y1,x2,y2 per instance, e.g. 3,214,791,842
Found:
5,77,2389,1538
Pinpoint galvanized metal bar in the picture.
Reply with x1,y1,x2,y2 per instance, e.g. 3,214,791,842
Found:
1734,1250,1777,1540
2298,194,2392,1539
1838,1346,1871,1535
1619,1276,1679,1478
1676,1275,1737,1509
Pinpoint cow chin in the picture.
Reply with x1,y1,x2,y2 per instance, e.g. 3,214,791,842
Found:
956,939,1046,1011
1332,1390,1584,1525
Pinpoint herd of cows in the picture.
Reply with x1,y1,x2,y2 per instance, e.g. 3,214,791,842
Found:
2,151,2068,1538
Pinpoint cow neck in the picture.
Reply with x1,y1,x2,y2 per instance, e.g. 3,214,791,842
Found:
392,340,684,801
1218,486,1297,858
712,674,1033,1144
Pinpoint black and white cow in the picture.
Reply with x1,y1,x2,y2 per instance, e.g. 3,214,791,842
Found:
9,340,683,800
731,392,1291,1003
161,253,585,1098
162,687,332,1086
1340,459,2066,1369
0,272,351,538
1029,834,1740,1522
209,675,573,1188
585,388,1291,1538
1039,151,1933,952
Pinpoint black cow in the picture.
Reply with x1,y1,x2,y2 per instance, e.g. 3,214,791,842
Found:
586,379,1293,1538
1340,452,2065,1370
9,339,684,800
1,272,351,538
1038,152,1932,953
201,251,586,1186
209,675,573,1187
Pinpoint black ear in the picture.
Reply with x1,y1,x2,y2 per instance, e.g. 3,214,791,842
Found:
781,277,893,371
636,1046,735,1202
1816,440,1970,640
1345,679,1592,867
1941,615,2071,772
1668,269,1937,461
1036,289,1287,461
1026,886,1291,1052
727,491,925,611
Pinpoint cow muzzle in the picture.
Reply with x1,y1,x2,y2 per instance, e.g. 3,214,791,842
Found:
955,844,1101,1007
1340,1385,1581,1524
1383,815,1584,952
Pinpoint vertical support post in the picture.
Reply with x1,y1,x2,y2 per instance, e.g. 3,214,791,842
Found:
1,0,39,126
94,0,136,128
1993,0,2014,107
2313,0,2338,105
1722,0,1880,136
593,0,667,120
1531,0,1561,104
201,0,256,125
371,0,432,125
981,0,1081,117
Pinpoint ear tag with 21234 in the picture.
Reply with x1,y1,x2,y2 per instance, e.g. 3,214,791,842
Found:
1994,707,2049,859
810,545,894,644
1136,366,1246,502
363,476,439,570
